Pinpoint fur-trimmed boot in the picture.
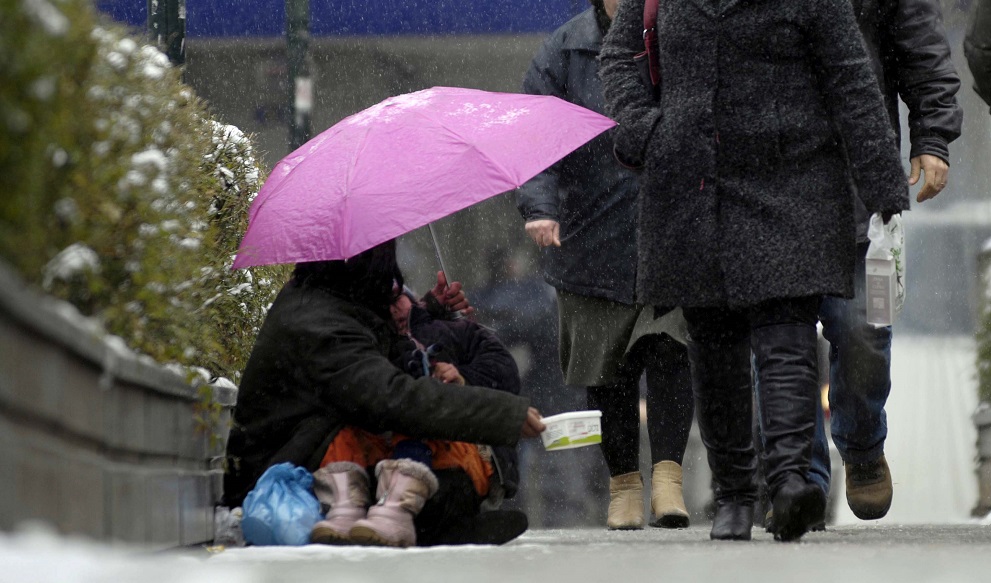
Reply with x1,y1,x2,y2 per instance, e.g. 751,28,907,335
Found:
650,461,690,528
349,459,439,547
607,472,645,530
310,462,370,545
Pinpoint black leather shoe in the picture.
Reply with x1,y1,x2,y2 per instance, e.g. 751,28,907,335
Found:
770,480,827,542
765,509,826,533
710,502,754,541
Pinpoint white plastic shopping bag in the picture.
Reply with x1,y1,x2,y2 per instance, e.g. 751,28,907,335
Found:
864,213,905,327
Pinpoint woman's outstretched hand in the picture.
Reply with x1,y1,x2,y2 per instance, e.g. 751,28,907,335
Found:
521,407,546,438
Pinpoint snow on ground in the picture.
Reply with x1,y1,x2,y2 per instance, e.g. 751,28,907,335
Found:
0,523,260,583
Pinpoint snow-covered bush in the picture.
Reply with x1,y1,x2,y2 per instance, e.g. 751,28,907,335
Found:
0,0,289,382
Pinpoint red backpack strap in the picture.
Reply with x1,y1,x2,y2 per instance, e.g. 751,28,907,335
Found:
643,0,660,86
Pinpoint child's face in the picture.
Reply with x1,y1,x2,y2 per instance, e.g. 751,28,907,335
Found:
390,294,413,335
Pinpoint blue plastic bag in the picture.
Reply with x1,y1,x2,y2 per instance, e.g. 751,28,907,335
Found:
241,462,323,546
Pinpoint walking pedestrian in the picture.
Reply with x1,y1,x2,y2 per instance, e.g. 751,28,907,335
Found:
600,0,910,541
758,0,962,528
966,0,991,109
517,0,695,530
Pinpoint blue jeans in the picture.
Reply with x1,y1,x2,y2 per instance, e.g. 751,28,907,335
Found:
818,244,892,471
757,244,891,496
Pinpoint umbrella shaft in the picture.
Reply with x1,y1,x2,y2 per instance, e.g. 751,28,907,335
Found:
428,223,452,283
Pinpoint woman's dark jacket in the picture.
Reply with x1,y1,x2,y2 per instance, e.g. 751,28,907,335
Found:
600,0,910,308
516,8,640,304
966,0,991,109
223,280,530,507
852,0,962,239
396,303,523,499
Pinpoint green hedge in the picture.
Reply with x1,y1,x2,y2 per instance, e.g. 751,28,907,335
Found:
0,0,289,382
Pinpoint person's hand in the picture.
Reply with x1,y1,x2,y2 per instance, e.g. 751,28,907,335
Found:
432,362,465,385
525,220,561,248
520,407,546,438
428,271,476,317
909,154,949,203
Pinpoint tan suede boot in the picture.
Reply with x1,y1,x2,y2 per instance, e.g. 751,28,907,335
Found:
607,471,644,530
650,461,690,528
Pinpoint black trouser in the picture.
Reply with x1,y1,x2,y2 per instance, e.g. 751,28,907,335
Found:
586,333,694,477
683,297,820,504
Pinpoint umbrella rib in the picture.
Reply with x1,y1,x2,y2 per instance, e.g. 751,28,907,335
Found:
342,123,377,259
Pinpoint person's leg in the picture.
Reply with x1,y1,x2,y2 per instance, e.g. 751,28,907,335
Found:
587,378,644,529
682,306,757,540
640,335,694,465
587,379,641,474
636,334,693,527
750,296,825,542
819,244,893,519
413,469,527,546
754,356,831,501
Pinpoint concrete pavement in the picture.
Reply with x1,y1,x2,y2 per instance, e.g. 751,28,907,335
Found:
204,525,991,583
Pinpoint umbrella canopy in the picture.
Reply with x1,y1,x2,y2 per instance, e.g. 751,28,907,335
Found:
232,86,616,269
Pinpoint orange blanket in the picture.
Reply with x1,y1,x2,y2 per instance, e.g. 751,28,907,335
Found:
320,426,492,497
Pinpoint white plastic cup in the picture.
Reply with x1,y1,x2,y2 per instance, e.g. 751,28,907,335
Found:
540,410,603,451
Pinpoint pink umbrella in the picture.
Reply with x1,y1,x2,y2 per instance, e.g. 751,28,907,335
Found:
232,86,616,269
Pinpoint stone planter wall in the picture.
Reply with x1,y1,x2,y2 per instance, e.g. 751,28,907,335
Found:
0,261,235,547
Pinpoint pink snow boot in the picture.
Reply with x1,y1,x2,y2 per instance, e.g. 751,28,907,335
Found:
310,462,370,545
349,459,439,548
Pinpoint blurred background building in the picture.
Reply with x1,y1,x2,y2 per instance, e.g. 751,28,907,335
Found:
98,0,991,527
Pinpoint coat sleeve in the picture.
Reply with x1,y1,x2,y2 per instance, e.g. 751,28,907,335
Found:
806,0,911,216
598,0,661,167
303,315,529,447
516,38,566,223
451,322,522,396
884,0,963,161
965,0,991,110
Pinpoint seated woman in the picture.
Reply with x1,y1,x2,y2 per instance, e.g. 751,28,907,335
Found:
223,240,545,547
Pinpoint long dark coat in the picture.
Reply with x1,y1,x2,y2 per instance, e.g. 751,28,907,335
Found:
600,0,910,308
517,8,641,304
223,280,529,506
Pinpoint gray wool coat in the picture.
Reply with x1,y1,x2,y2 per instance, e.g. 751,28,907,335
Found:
599,0,910,309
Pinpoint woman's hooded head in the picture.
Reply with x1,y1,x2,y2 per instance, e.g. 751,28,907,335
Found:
292,239,404,317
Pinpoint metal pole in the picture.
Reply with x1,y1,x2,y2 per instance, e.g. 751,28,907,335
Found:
148,0,185,67
428,223,452,284
286,0,313,151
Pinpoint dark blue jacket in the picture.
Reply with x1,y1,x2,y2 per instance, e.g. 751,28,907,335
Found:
852,0,962,239
965,0,991,109
516,8,641,305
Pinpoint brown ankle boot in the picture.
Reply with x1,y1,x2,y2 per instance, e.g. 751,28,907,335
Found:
607,471,644,530
845,455,892,520
650,461,690,528
310,462,370,545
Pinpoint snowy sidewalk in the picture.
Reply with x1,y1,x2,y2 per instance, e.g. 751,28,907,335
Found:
7,523,991,583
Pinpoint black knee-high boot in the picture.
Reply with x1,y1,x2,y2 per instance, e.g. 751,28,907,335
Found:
688,337,758,540
752,323,825,542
